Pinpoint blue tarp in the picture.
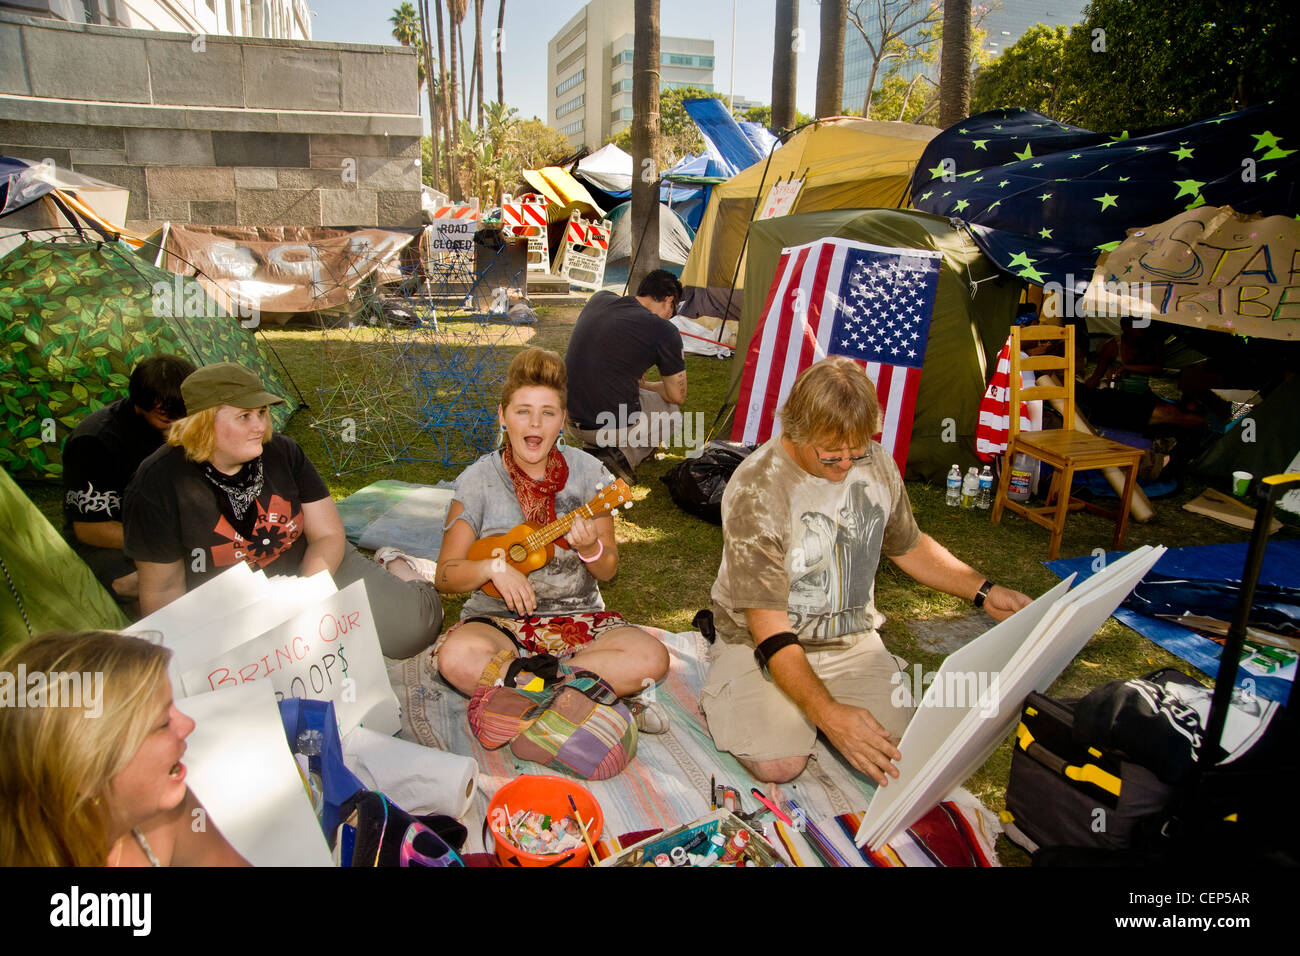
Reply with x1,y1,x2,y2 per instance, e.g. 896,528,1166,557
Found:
1046,541,1300,704
682,97,775,177
910,103,1300,290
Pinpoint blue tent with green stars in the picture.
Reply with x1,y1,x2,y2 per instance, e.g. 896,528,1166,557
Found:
909,103,1299,291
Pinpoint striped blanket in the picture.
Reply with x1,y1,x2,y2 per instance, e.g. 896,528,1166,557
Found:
388,628,1001,866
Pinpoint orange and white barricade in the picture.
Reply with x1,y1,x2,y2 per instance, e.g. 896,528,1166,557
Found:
501,193,551,273
552,213,611,291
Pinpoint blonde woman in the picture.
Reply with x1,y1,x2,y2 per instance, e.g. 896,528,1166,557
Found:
0,630,247,866
122,363,442,658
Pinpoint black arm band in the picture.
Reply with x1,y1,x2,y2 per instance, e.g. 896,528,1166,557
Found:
973,580,994,609
754,631,801,670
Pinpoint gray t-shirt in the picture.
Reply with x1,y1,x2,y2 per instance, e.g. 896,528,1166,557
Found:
449,447,614,618
711,438,922,649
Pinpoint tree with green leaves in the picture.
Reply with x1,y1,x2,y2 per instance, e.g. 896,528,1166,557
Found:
846,0,941,118
611,86,724,167
390,2,427,91
971,0,1300,131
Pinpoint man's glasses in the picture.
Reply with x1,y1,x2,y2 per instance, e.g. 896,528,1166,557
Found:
815,446,872,466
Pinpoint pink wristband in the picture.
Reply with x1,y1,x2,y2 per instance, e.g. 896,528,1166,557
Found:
577,539,604,563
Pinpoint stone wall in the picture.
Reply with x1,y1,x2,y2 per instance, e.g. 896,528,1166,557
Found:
0,10,424,232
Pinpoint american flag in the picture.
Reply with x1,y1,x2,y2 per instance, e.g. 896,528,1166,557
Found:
732,237,942,473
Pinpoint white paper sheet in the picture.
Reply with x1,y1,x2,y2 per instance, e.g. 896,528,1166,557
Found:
126,564,272,687
858,547,1167,849
178,680,333,867
180,580,401,736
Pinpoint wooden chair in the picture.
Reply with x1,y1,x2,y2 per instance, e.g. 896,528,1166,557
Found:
990,324,1143,559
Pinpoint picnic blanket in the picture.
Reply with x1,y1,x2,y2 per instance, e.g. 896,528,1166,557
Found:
1047,541,1300,705
387,628,1002,865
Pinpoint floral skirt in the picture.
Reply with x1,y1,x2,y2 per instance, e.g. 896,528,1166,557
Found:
432,610,632,660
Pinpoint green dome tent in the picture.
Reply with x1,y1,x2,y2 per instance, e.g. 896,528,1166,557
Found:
718,208,1023,482
0,466,126,652
0,240,298,481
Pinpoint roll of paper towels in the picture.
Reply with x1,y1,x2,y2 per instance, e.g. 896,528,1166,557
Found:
342,727,478,819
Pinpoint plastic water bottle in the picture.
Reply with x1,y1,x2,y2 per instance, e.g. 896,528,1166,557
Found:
977,465,994,510
946,465,961,507
1008,452,1033,503
961,467,979,509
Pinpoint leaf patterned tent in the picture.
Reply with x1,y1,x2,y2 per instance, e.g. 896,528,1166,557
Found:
0,240,298,481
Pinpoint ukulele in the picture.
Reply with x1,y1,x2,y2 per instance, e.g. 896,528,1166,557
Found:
467,479,633,598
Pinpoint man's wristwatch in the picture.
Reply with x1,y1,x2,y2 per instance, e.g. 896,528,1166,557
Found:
972,579,994,609
754,631,801,672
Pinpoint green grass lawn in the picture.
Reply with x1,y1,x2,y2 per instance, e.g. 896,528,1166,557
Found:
22,302,1281,864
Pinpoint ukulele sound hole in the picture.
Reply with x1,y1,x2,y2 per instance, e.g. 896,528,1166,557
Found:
508,544,528,562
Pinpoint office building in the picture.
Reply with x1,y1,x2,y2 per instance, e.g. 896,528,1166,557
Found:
548,0,714,150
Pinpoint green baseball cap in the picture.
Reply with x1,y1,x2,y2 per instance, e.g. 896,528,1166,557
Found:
181,363,285,415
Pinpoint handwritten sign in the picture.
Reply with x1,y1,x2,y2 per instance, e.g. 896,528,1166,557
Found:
1085,206,1300,340
758,179,804,220
429,218,476,255
180,580,400,736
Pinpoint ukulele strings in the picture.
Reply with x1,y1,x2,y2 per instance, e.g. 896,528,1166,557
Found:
525,503,598,552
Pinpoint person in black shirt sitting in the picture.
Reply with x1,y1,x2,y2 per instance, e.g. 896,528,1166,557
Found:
63,355,196,603
564,270,687,483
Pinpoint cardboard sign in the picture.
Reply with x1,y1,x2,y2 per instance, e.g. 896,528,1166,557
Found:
1085,206,1300,340
758,178,804,220
180,580,400,736
179,680,333,867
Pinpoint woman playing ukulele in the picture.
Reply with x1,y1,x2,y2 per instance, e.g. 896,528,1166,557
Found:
431,348,669,727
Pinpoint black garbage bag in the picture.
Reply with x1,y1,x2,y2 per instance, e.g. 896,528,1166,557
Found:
660,440,755,525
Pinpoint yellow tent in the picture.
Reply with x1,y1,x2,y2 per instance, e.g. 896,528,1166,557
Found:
680,118,938,320
519,166,606,222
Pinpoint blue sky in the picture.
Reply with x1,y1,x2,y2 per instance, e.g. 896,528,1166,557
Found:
308,0,825,124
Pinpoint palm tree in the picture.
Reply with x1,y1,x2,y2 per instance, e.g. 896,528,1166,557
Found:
446,0,465,196
629,0,661,289
416,0,440,191
391,2,427,92
495,0,506,105
816,0,846,118
472,0,486,129
938,0,972,128
771,0,798,132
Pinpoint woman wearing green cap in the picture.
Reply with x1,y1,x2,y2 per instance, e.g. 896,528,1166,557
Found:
123,363,442,657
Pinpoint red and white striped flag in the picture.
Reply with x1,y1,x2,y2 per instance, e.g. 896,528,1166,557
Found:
731,237,942,474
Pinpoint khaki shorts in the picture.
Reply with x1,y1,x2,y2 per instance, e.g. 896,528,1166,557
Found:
700,635,914,763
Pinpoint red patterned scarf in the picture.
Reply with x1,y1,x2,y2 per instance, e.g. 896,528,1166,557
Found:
500,444,571,549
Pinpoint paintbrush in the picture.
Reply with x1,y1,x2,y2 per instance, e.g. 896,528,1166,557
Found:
568,794,599,866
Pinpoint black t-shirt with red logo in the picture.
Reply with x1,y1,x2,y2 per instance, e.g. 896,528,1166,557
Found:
123,434,331,589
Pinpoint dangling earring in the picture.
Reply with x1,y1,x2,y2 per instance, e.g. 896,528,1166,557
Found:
556,431,568,452
496,424,506,449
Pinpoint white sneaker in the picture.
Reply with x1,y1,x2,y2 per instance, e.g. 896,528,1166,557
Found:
374,546,438,584
629,699,669,735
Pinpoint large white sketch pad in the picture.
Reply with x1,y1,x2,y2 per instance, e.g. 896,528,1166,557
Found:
858,546,1167,849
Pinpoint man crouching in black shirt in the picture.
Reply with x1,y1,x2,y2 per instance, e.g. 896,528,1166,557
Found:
63,355,196,603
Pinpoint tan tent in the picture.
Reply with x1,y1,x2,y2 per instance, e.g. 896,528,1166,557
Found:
680,118,938,320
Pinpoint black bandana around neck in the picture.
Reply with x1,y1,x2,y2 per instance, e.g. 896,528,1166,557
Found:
199,456,265,526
